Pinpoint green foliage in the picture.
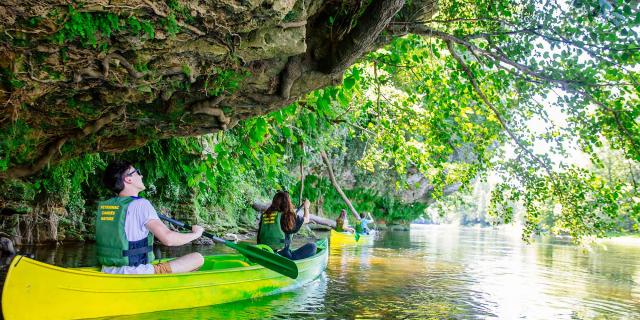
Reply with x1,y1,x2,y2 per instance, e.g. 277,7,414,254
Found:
336,0,640,241
181,64,191,77
67,97,99,116
127,16,155,39
0,120,35,171
166,0,193,23
41,154,106,234
283,10,300,23
134,58,150,73
52,6,155,48
204,69,248,97
53,6,121,49
292,175,426,222
162,13,180,36
0,154,108,240
4,0,639,243
0,68,25,89
141,20,156,39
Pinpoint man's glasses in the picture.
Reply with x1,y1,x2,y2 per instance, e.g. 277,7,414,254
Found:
126,169,142,177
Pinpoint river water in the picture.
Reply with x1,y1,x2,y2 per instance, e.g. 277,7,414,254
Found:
2,225,639,319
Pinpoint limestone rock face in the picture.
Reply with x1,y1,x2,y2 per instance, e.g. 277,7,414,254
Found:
0,0,437,180
238,26,307,62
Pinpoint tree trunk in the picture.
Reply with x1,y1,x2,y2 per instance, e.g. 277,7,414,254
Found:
321,0,406,73
309,214,336,228
299,159,305,206
316,196,325,217
319,150,359,218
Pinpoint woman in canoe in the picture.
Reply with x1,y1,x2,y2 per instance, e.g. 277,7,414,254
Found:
257,191,317,260
96,160,205,274
335,209,355,233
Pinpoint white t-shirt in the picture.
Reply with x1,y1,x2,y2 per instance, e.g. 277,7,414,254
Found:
101,198,160,275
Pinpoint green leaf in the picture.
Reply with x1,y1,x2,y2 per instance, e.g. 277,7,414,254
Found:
250,118,269,143
282,126,292,138
343,76,356,90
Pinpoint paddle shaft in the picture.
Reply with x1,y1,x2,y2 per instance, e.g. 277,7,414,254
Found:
157,214,223,244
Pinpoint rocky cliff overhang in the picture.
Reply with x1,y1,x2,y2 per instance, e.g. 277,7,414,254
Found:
0,0,436,179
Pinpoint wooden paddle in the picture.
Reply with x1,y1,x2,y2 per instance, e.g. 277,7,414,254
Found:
158,214,298,279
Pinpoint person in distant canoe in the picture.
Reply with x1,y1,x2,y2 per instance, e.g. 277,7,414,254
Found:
96,160,205,275
335,209,355,233
351,211,374,235
257,191,317,260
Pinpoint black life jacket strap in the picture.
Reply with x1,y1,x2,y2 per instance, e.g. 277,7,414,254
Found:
122,246,152,256
122,238,153,257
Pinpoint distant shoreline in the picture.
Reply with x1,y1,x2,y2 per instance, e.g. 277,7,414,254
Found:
410,224,640,246
597,234,640,246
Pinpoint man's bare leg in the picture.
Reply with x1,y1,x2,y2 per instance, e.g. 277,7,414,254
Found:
168,252,204,273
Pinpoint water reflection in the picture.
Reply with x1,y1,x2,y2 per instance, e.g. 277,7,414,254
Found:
408,225,640,319
1,226,639,319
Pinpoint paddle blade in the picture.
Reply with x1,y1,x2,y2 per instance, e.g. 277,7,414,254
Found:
228,241,298,279
354,233,360,242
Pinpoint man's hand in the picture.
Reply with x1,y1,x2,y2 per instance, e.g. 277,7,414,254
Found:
192,225,204,237
303,199,311,210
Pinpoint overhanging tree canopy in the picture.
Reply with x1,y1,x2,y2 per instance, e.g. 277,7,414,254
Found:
0,0,638,241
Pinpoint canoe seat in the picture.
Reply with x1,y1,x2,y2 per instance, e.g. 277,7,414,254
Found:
202,259,251,271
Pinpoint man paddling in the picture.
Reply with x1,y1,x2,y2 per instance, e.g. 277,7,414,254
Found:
96,160,204,274
352,211,374,235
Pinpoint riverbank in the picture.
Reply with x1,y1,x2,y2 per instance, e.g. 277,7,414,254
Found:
411,224,640,247
596,232,640,247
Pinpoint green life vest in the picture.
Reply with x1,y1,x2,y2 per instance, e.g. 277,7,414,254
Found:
355,220,364,234
258,211,286,250
335,218,345,232
95,197,155,267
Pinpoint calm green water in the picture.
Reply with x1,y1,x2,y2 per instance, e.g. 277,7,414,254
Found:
2,225,640,319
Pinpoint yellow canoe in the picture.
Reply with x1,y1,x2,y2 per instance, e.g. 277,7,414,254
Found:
329,229,375,247
2,239,328,320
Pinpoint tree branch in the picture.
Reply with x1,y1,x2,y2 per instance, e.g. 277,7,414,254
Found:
103,53,146,79
397,24,638,160
299,157,305,206
319,150,360,218
580,91,640,158
445,40,557,181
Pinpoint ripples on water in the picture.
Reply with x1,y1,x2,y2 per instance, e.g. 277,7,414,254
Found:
2,225,640,319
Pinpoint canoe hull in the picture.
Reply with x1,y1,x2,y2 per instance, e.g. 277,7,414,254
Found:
329,229,375,247
2,239,328,320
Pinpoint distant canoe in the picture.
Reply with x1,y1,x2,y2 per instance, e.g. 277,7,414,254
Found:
330,229,375,247
2,239,328,320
